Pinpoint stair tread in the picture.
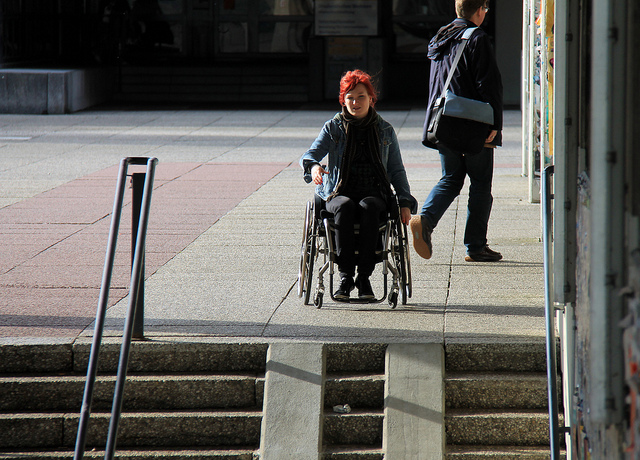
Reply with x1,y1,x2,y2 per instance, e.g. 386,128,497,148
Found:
325,410,384,416
326,374,385,380
448,445,561,451
446,445,567,458
0,448,256,458
0,373,261,381
447,408,550,416
323,445,384,452
0,410,263,418
446,372,547,380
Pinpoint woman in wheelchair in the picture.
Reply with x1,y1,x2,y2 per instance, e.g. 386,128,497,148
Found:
300,69,417,301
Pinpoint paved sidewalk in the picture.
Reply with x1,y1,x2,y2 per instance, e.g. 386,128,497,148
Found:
0,105,542,345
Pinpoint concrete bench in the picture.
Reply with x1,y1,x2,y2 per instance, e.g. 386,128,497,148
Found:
0,67,114,114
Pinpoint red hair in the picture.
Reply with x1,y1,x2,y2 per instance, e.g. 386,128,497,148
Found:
338,70,378,107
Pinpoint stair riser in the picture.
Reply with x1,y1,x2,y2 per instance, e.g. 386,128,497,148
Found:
1,342,551,373
445,343,553,373
72,343,268,374
0,377,262,412
324,378,384,410
0,343,269,374
323,414,383,446
325,344,387,373
446,378,551,410
2,375,553,413
0,414,261,449
446,414,550,445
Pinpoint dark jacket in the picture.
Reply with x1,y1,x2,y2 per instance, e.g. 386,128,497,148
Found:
422,18,503,150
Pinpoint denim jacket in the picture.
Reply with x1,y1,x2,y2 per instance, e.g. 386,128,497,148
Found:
300,113,417,213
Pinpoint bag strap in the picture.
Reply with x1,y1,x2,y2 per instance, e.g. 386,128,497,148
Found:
439,27,478,99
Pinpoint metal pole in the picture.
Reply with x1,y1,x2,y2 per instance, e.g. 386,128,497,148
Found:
104,158,157,460
542,165,560,459
74,158,129,460
131,173,145,340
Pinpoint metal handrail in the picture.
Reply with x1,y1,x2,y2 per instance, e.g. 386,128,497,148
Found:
542,164,561,459
74,156,158,460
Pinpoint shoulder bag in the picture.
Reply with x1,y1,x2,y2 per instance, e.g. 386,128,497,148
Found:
425,27,494,155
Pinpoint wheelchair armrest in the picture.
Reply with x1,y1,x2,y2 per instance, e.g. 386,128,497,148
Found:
320,209,334,220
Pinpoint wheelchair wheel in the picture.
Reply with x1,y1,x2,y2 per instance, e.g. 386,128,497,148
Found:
298,201,316,305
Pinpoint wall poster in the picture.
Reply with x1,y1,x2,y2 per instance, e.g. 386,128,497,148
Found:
315,0,378,36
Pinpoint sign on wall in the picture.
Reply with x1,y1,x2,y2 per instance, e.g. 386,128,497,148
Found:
315,0,378,36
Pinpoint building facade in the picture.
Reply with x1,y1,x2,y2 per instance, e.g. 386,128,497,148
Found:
0,0,521,107
527,0,640,457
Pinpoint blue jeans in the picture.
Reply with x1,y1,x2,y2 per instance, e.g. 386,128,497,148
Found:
420,145,494,254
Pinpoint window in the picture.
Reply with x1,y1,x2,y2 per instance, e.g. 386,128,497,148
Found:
217,0,312,54
392,0,455,54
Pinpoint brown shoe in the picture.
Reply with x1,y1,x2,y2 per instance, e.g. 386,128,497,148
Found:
409,215,432,259
465,246,502,262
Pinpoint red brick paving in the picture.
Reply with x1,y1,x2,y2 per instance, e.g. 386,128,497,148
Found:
0,162,289,338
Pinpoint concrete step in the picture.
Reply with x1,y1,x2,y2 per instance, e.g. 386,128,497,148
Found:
320,345,388,457
446,445,566,459
445,372,550,409
0,374,264,412
445,343,549,373
0,411,262,449
446,409,551,446
0,449,256,459
0,340,558,458
0,341,269,374
323,412,384,447
322,446,384,459
325,344,387,374
1,341,550,374
324,374,385,410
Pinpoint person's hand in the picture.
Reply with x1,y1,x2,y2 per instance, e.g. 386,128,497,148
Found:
485,130,497,144
311,164,328,185
400,207,411,225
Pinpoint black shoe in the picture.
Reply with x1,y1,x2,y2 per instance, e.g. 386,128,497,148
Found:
409,215,433,259
356,275,375,300
334,275,355,301
465,246,503,262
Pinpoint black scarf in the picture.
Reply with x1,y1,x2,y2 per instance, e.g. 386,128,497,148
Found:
329,107,391,200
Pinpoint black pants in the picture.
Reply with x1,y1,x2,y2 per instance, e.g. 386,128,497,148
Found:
326,194,387,278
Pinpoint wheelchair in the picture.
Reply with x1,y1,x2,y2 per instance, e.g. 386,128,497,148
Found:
298,194,412,309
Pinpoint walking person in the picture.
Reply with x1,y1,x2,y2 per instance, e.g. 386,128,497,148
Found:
300,69,417,301
411,0,503,262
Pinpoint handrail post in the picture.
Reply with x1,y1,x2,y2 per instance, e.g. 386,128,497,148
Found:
74,158,129,460
74,157,157,460
131,172,146,339
105,157,157,460
543,165,561,459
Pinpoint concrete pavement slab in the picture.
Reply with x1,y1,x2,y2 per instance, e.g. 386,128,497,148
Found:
0,107,544,346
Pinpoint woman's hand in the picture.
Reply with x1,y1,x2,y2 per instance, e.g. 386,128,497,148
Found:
311,164,328,185
400,207,411,225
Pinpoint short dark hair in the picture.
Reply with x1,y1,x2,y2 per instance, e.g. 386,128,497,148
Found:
456,0,487,19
